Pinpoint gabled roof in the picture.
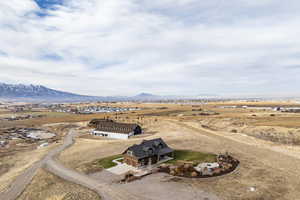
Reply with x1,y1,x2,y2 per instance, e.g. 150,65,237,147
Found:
89,119,114,126
90,119,114,123
123,138,174,159
93,120,140,134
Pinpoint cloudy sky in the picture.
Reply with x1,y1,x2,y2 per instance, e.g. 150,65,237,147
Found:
0,0,300,97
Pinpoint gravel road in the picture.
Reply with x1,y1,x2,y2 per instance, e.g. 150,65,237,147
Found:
0,130,76,200
0,130,154,200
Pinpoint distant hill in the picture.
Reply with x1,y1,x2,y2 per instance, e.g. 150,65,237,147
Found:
130,93,163,101
196,94,220,99
134,93,156,98
129,93,204,101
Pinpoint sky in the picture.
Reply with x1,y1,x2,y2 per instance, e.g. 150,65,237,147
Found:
0,0,300,97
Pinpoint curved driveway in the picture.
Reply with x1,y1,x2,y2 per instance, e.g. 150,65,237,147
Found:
0,130,77,200
0,130,152,200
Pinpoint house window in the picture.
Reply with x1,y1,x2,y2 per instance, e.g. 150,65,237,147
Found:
148,148,153,154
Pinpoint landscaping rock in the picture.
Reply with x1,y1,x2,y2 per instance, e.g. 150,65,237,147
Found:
191,172,198,177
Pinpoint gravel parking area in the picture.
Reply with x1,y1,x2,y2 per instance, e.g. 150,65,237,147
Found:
116,173,219,200
90,171,220,200
89,170,121,184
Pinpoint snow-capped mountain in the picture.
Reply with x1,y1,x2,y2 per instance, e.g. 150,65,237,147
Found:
0,83,82,98
0,83,215,102
0,83,164,102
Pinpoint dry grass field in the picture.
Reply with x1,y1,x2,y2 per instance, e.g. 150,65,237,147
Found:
0,122,83,194
0,142,59,193
1,101,300,200
17,169,101,200
57,101,300,200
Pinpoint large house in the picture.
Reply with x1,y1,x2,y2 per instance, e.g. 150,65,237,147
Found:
90,119,142,139
123,138,174,167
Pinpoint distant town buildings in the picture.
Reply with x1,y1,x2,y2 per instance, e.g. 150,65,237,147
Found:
54,105,140,114
219,105,300,113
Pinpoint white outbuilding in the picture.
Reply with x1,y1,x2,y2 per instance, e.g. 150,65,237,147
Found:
90,119,142,140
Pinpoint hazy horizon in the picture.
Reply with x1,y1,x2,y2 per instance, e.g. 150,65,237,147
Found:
1,1,300,96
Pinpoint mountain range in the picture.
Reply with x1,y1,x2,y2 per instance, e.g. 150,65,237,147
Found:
0,83,91,102
0,83,81,98
0,83,212,102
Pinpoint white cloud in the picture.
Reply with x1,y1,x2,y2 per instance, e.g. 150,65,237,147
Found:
0,0,300,96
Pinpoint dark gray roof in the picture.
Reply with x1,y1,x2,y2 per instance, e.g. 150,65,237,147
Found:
94,120,140,134
123,138,174,159
90,119,114,124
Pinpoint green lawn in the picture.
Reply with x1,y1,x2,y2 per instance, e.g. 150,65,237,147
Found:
94,154,123,169
167,150,217,165
80,150,216,173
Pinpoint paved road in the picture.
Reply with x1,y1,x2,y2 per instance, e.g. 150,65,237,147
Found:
0,130,152,200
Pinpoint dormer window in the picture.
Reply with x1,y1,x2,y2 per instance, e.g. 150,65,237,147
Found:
127,150,133,156
148,148,153,154
153,141,160,147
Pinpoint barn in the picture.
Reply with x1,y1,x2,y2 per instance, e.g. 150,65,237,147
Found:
88,118,114,128
90,119,142,140
123,138,174,167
